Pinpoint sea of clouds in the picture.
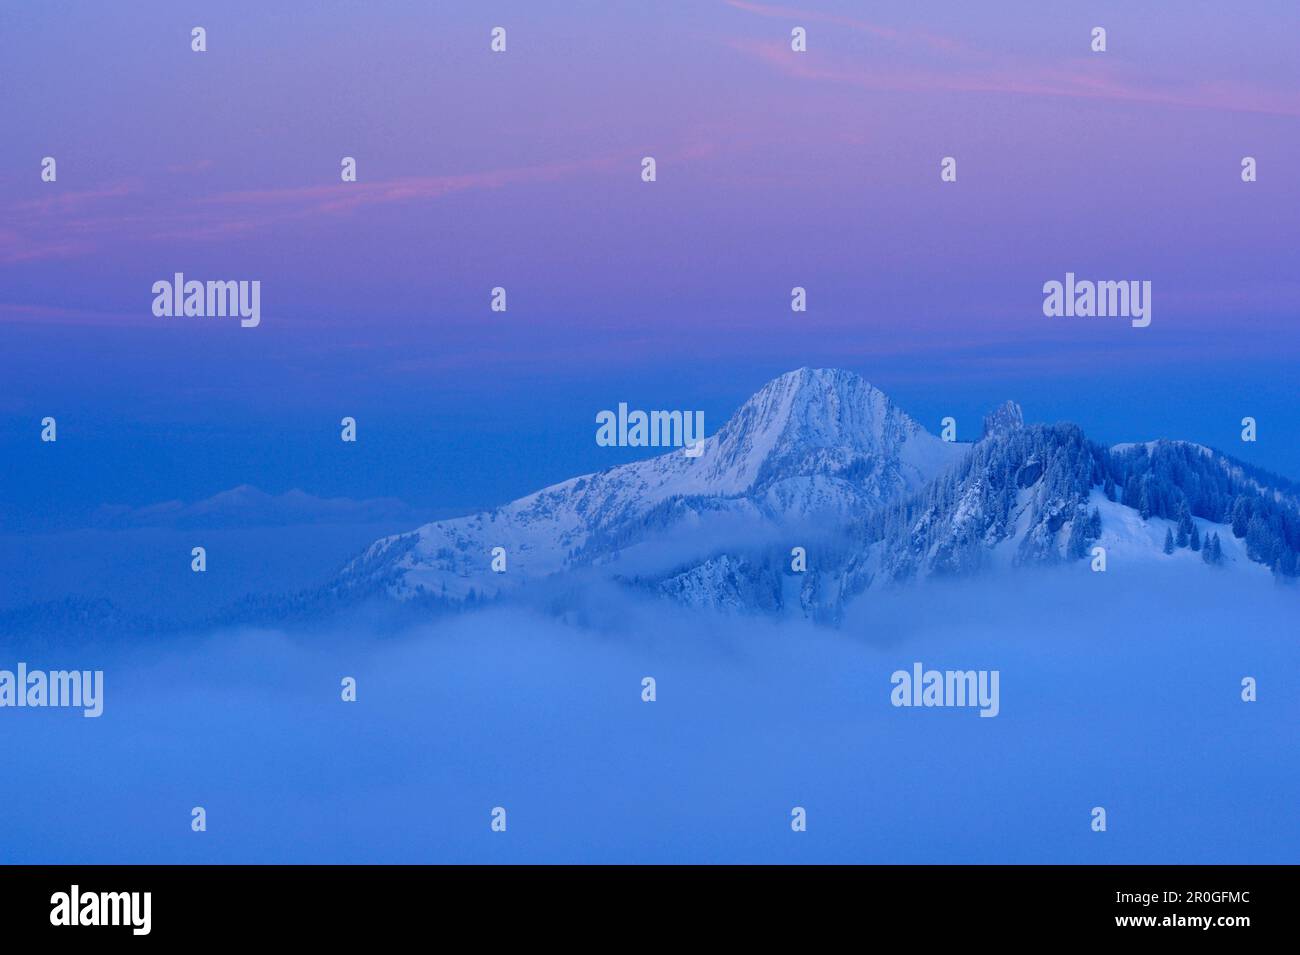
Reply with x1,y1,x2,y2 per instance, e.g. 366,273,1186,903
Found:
2,562,1296,863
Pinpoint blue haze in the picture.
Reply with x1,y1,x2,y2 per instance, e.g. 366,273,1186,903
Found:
1,567,1296,863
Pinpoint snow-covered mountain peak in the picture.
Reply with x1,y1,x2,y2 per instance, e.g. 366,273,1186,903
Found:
717,367,902,454
313,372,1299,616
982,400,1025,439
334,368,967,603
701,367,951,496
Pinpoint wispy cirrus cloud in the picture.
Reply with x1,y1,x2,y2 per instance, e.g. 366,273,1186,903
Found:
0,130,746,268
730,37,1300,117
11,182,140,216
0,301,155,327
723,1,1300,118
191,155,619,221
0,154,630,266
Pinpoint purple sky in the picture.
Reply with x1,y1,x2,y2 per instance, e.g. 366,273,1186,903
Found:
2,0,1298,507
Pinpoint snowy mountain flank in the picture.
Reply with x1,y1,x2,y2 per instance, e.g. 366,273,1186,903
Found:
328,368,1299,616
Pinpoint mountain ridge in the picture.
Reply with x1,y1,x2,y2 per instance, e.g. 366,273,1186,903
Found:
324,368,1299,616
336,368,967,604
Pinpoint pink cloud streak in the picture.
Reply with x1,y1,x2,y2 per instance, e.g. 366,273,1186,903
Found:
727,35,1300,119
0,155,630,265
